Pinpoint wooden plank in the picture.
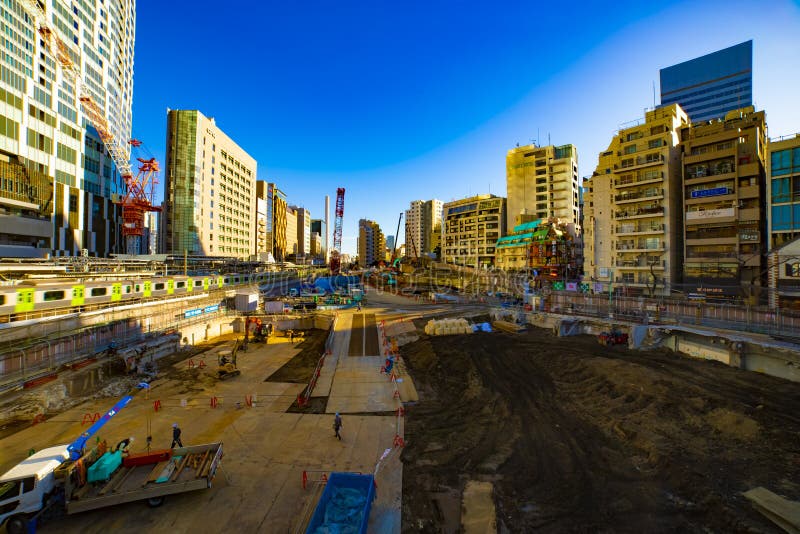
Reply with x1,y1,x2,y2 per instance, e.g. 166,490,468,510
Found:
111,463,136,492
194,450,210,478
743,487,800,534
143,461,168,486
171,454,190,481
99,467,130,496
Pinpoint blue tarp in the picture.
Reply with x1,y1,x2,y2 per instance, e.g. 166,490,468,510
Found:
307,473,376,534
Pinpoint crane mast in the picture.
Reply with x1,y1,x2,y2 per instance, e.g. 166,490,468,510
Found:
20,0,160,255
330,188,345,274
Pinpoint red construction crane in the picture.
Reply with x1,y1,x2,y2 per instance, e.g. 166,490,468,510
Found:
21,0,160,255
329,188,345,274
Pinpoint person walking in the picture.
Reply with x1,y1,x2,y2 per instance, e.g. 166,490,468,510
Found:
171,423,183,448
333,413,342,441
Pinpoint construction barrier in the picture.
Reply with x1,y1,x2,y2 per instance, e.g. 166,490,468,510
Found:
302,470,329,489
81,412,100,426
210,396,218,408
153,399,162,412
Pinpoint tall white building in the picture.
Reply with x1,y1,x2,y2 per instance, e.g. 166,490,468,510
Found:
294,206,311,256
0,0,137,257
163,110,257,258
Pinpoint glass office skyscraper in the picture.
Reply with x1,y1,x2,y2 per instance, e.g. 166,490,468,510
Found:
660,41,752,123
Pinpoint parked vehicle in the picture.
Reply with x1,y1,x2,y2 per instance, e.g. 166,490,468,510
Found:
0,396,223,533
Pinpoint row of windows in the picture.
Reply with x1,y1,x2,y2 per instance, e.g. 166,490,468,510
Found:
0,112,18,139
771,148,800,176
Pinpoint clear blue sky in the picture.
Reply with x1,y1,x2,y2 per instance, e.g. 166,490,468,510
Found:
133,0,800,256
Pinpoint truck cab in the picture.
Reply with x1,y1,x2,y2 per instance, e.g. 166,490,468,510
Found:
0,445,69,531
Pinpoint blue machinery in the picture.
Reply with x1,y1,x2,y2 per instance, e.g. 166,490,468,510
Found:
66,395,133,461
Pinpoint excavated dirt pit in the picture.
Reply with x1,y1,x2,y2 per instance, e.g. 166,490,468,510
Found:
400,327,800,533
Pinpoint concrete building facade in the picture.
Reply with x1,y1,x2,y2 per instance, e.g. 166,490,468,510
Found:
163,110,256,258
358,218,385,266
767,134,800,250
0,0,137,257
506,144,580,232
583,104,689,295
285,206,298,257
442,194,506,268
404,199,443,258
680,106,767,301
295,207,311,257
660,41,752,123
311,218,327,258
273,190,287,261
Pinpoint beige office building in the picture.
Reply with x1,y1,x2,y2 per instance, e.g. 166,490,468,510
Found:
583,104,688,295
442,194,506,268
285,206,298,256
163,110,256,258
506,144,580,232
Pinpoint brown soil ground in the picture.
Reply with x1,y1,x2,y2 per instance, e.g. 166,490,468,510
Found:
400,327,800,533
265,329,327,383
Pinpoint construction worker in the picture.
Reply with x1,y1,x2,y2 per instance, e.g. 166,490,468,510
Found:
333,413,342,441
171,423,183,448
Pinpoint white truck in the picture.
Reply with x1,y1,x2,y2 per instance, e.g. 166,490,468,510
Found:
0,442,223,533
0,395,223,533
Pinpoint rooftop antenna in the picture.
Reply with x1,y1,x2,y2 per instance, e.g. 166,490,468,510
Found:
653,80,656,108
548,132,551,146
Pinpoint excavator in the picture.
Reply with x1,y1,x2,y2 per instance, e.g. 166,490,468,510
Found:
217,340,241,380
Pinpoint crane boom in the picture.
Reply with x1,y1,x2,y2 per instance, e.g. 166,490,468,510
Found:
67,395,133,461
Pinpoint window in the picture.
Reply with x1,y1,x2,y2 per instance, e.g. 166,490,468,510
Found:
176,282,185,288
154,283,165,290
43,290,65,301
90,288,107,296
623,144,636,155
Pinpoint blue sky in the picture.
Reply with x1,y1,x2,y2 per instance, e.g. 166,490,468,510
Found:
133,0,800,255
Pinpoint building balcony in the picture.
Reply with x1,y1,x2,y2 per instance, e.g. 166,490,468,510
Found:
615,223,664,235
616,154,665,172
614,172,663,188
739,207,760,220
616,243,665,252
614,207,664,219
615,259,666,270
614,189,664,204
738,161,761,177
738,184,759,198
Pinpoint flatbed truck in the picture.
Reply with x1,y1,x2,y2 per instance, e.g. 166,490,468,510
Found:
0,441,223,533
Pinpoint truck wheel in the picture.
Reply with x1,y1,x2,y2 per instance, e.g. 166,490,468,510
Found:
147,496,165,508
6,516,28,534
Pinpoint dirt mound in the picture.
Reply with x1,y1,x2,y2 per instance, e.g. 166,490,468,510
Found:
401,328,800,533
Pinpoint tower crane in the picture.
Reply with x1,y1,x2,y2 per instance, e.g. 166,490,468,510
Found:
329,188,345,274
20,0,160,255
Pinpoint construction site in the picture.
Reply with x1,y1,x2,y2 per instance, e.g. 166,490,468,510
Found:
1,286,799,533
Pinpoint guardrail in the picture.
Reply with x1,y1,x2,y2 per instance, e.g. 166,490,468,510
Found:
296,315,337,408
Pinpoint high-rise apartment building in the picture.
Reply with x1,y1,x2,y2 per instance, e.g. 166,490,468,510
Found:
358,219,385,266
506,144,580,232
680,106,767,300
163,110,256,258
660,41,752,123
767,134,800,250
404,199,443,257
442,194,505,268
583,104,688,295
0,0,136,257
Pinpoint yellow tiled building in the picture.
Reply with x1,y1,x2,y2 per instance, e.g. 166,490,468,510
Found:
583,104,688,295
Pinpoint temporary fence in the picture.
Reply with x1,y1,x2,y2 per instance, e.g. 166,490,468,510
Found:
296,315,337,408
0,303,230,391
540,291,800,339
